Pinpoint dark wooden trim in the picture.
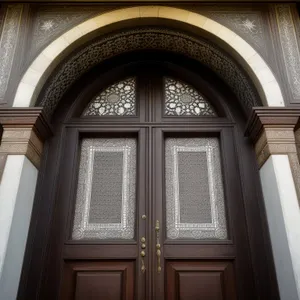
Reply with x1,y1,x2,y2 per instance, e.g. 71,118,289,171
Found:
245,107,300,142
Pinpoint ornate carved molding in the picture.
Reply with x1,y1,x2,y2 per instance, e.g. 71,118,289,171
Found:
204,11,267,58
38,28,260,117
0,108,52,168
245,107,300,168
29,7,100,61
0,4,23,101
246,107,300,202
275,4,300,101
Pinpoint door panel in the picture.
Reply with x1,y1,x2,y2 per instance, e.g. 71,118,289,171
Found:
154,127,256,299
166,261,237,300
38,65,269,300
55,128,146,300
61,261,134,300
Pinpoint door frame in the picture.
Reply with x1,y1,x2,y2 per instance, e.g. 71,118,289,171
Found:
17,55,280,300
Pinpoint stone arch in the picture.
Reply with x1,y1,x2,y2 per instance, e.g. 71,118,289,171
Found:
13,6,284,109
38,28,261,116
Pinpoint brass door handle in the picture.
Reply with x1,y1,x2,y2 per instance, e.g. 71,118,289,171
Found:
155,220,161,273
140,237,146,273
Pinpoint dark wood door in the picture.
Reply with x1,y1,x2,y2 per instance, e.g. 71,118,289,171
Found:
45,64,257,300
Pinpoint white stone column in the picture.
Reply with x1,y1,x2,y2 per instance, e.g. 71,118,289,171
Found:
0,155,38,300
260,155,300,300
246,108,300,300
0,108,51,300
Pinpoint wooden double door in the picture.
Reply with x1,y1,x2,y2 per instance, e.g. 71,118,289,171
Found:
41,65,270,300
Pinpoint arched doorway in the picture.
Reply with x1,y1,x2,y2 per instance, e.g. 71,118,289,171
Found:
19,49,279,299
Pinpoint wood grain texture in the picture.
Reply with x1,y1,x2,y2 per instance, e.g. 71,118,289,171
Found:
166,261,237,300
61,261,134,300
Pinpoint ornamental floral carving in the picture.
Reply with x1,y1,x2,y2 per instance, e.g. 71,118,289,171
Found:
205,12,267,57
38,28,260,116
0,5,23,100
275,4,300,100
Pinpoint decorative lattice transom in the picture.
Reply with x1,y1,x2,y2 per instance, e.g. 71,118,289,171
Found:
164,77,217,116
82,77,136,116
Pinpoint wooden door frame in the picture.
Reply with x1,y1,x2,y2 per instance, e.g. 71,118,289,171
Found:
17,54,280,300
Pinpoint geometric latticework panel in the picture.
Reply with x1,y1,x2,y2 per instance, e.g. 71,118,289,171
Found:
82,78,136,116
165,138,227,240
164,77,217,116
72,138,136,240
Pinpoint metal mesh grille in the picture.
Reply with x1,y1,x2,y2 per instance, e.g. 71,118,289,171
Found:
165,138,227,240
89,152,123,224
72,138,136,240
178,152,212,224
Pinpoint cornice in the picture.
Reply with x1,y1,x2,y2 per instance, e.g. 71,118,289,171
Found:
245,107,300,143
0,107,53,142
245,107,300,169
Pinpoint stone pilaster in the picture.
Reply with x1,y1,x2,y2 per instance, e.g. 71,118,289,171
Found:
245,107,300,202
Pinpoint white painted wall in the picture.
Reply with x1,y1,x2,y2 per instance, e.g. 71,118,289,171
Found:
260,155,300,300
0,156,38,300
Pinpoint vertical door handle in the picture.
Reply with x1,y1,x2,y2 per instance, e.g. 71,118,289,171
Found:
155,220,162,273
140,237,146,273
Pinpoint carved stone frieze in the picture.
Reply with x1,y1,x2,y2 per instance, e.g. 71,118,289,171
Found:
254,128,297,167
0,108,52,169
0,4,23,101
38,28,260,117
0,129,43,168
204,12,267,57
246,107,300,168
275,4,300,101
29,7,101,60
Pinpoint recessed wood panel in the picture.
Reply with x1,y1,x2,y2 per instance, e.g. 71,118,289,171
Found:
75,272,122,300
166,261,237,300
179,272,223,300
61,261,134,300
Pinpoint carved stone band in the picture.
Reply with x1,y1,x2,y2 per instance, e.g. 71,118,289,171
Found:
246,107,300,201
254,128,297,168
245,107,300,168
0,108,52,169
